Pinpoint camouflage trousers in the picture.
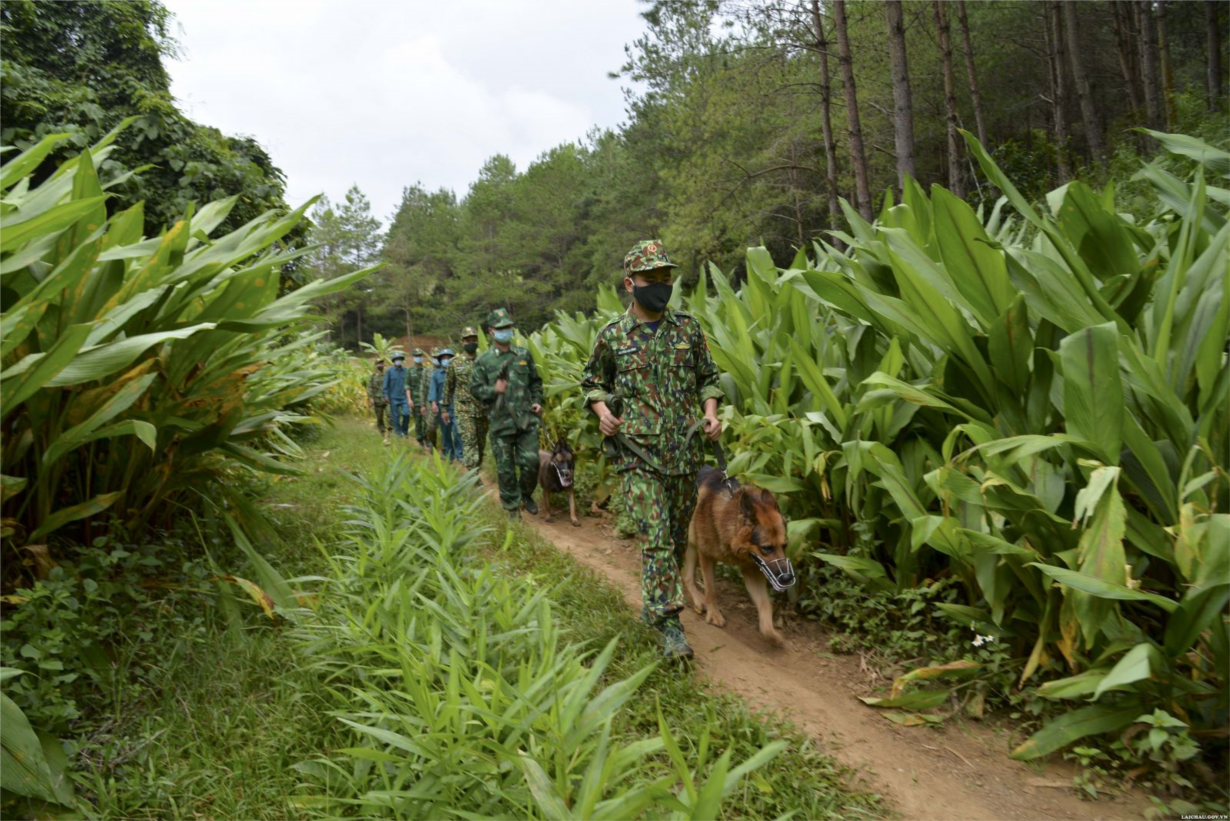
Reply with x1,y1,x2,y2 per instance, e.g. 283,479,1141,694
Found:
415,405,430,446
489,424,539,510
620,467,697,622
455,410,488,470
371,401,388,434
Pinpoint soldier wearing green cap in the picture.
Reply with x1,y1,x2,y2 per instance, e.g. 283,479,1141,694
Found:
367,357,391,445
581,239,723,661
446,325,488,471
470,308,543,518
408,347,430,448
425,347,444,452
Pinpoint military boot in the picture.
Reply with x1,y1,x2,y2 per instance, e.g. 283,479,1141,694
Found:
656,614,694,661
522,496,538,515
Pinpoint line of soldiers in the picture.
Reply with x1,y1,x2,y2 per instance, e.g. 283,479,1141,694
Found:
365,313,539,498
364,240,720,663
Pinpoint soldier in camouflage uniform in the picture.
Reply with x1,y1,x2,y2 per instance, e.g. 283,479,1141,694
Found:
445,326,488,471
581,240,723,660
367,358,390,445
408,347,430,448
470,308,543,519
425,348,443,452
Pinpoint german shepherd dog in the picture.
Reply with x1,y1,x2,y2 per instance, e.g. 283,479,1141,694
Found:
683,467,795,646
537,439,580,527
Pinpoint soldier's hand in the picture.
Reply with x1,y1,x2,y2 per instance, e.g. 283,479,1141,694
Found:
598,411,624,437
531,403,542,416
432,401,439,414
703,413,722,442
494,378,508,395
442,411,451,424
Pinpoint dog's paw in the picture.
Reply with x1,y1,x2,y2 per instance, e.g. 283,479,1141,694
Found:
704,609,726,628
763,628,787,647
570,519,581,527
544,517,554,524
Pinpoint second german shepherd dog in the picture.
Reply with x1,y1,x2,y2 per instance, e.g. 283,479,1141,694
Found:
537,439,580,526
684,466,795,645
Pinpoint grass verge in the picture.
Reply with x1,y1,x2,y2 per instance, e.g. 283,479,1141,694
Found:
49,418,879,819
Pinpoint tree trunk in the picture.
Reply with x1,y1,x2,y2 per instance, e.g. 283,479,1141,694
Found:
404,304,412,344
832,0,873,221
357,304,364,347
884,0,916,191
1209,1,1224,111
1045,2,1072,184
933,0,964,198
1157,1,1175,128
956,0,988,148
1138,0,1164,131
1063,1,1105,164
1112,1,1142,119
812,0,842,236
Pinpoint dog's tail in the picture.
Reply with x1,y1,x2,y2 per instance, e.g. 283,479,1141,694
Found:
697,465,738,498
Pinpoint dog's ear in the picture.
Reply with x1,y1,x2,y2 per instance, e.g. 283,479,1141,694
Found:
740,490,755,522
761,490,779,512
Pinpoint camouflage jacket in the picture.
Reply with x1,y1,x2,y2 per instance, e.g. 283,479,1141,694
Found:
445,354,483,416
470,345,543,436
581,308,723,475
367,369,388,405
408,364,429,407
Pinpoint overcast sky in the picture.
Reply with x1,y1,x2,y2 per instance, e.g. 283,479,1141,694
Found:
161,0,649,227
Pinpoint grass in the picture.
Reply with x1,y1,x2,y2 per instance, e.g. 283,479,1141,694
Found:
492,511,882,821
63,416,879,819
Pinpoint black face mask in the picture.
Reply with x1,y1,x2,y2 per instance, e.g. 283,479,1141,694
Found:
463,342,478,354
632,282,672,314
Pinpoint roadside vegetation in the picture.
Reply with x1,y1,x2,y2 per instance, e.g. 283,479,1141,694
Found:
529,131,1229,814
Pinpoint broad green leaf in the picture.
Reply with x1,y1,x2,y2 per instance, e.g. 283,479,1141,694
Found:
1059,323,1123,464
860,690,949,710
932,185,1014,323
0,692,57,803
1010,703,1142,760
987,295,1032,396
1028,563,1177,612
29,491,123,541
0,323,93,420
1093,643,1158,700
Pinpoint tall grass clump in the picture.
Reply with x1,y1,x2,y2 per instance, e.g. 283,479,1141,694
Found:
293,454,785,819
0,126,375,810
530,130,1228,787
0,127,376,552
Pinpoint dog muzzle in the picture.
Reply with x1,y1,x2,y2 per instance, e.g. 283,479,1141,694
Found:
752,555,796,591
552,462,574,488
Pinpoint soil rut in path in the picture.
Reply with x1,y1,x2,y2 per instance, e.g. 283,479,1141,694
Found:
522,511,1148,821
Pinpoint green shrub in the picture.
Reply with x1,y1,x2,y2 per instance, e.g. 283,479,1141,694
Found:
530,130,1229,788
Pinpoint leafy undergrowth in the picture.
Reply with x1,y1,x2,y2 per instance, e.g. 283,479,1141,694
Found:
17,418,879,820
492,515,882,821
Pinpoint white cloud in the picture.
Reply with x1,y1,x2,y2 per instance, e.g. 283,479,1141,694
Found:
161,0,647,226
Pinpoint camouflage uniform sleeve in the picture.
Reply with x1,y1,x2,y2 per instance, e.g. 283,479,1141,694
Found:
382,369,392,401
444,366,456,407
581,328,615,406
527,350,544,406
470,356,495,404
694,324,723,406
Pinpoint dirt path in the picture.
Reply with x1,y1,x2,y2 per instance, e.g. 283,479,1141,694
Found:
522,509,1148,821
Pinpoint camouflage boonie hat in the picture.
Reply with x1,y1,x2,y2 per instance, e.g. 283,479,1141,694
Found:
487,308,515,329
623,239,678,274
460,326,478,338
412,347,425,356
